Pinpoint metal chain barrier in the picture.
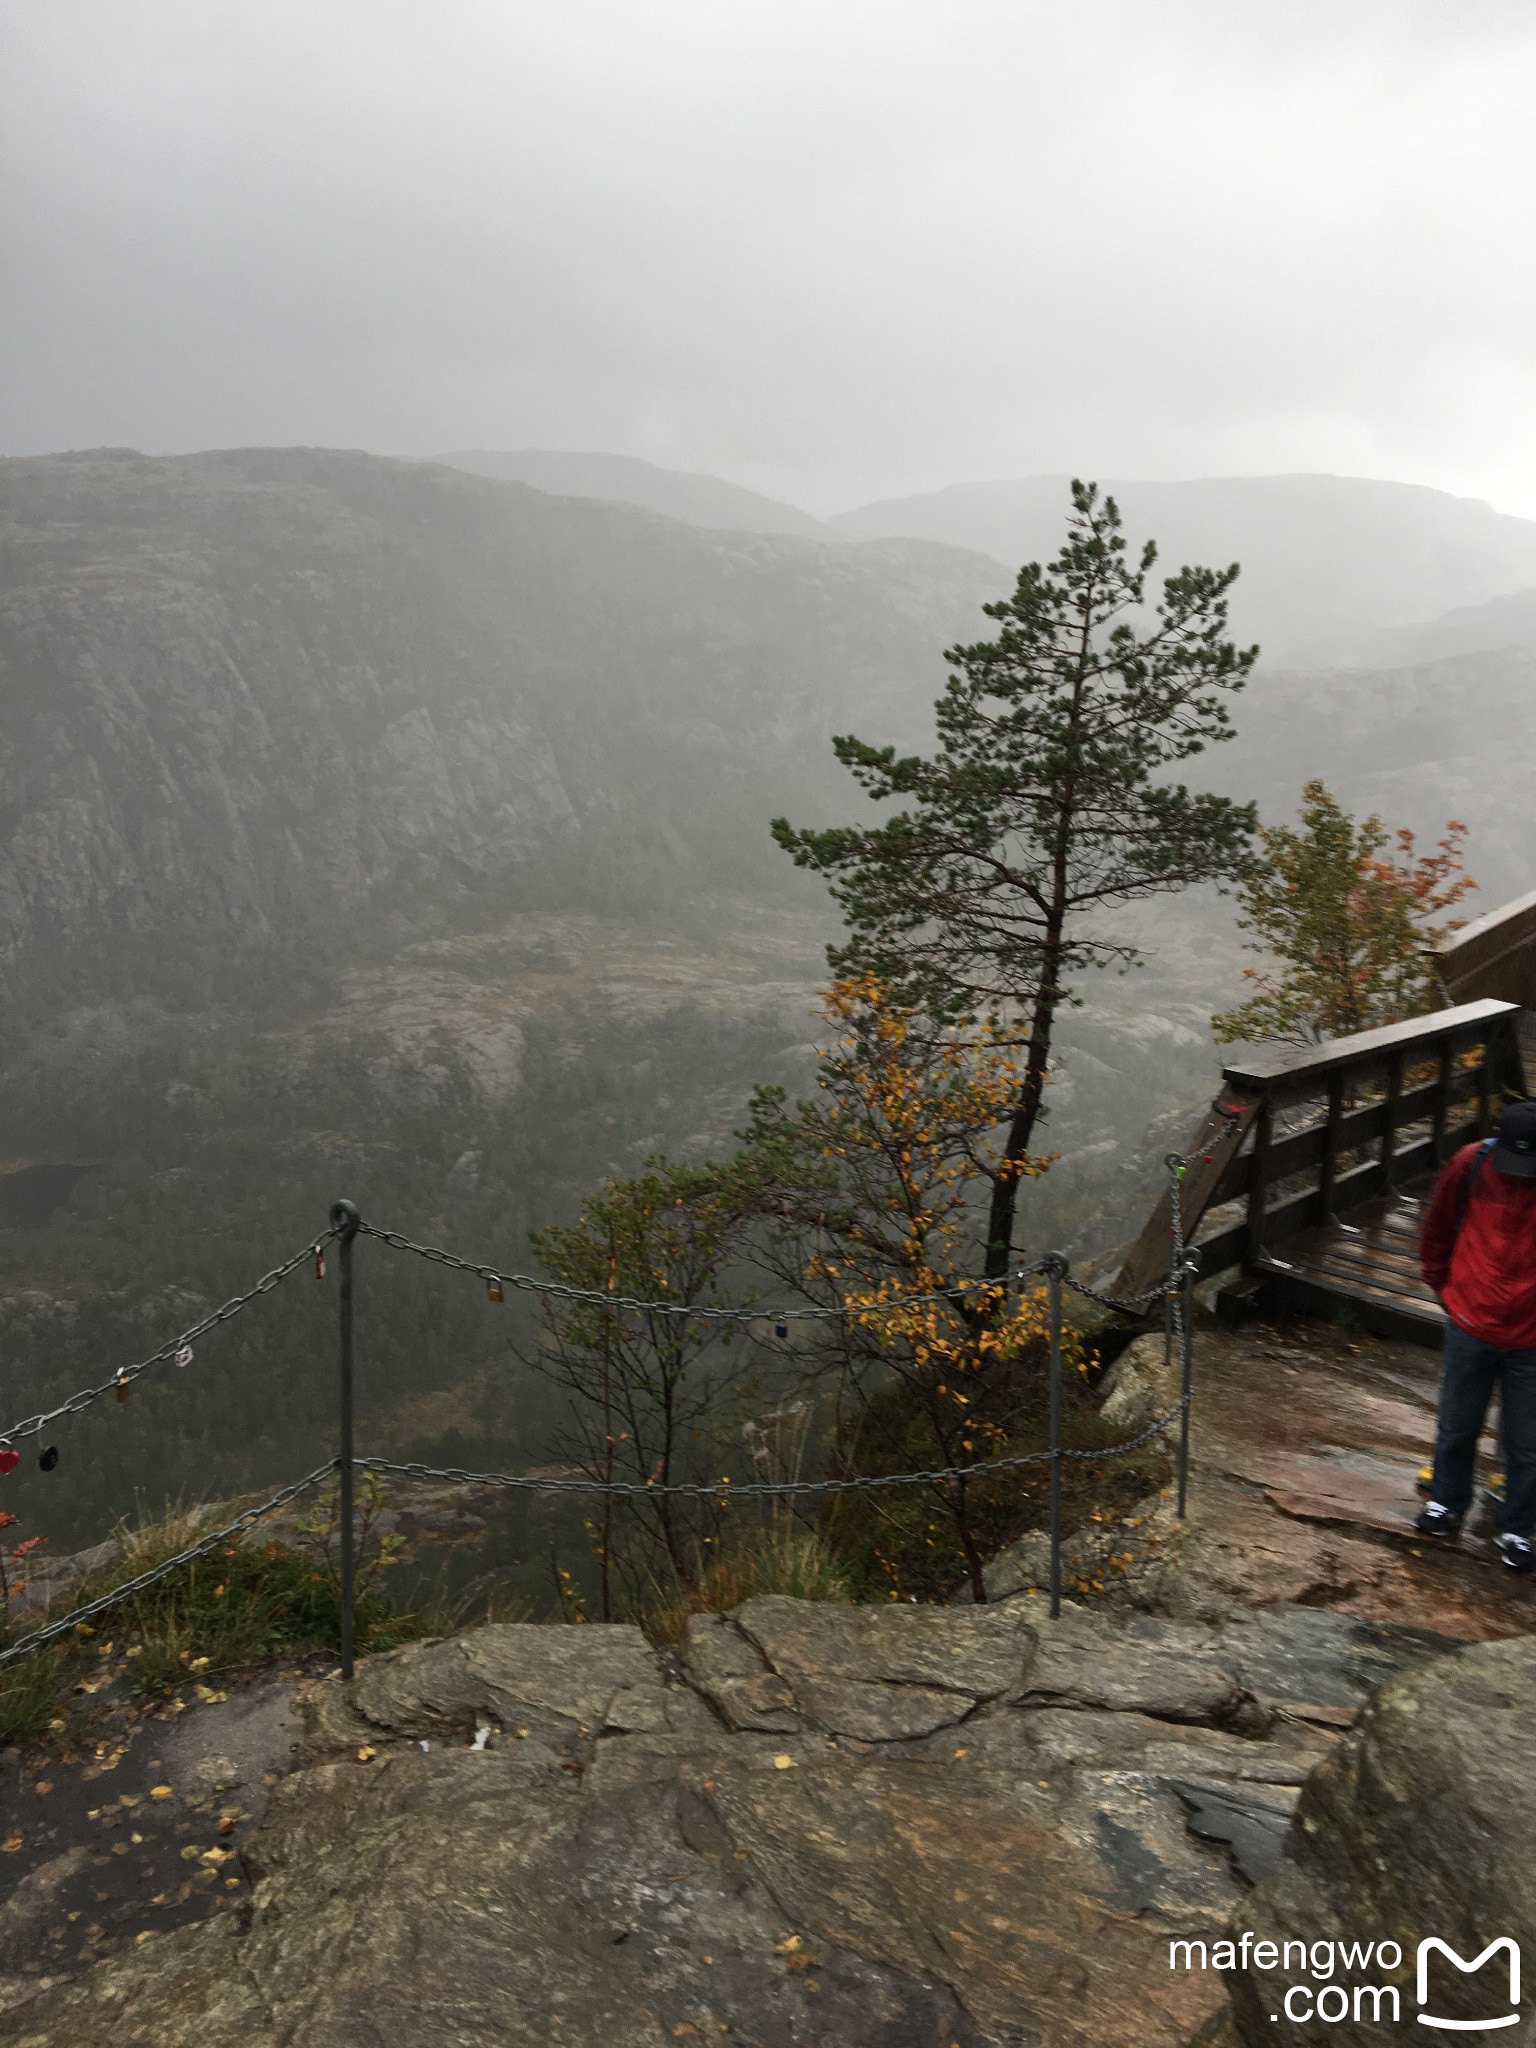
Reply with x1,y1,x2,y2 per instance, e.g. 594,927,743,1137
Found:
358,1218,1053,1325
0,1227,341,1451
2,1102,1246,1665
355,1392,1191,1500
0,1461,338,1668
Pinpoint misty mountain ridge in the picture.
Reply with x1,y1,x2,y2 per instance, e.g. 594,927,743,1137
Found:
437,447,835,541
446,447,1536,669
830,471,1536,667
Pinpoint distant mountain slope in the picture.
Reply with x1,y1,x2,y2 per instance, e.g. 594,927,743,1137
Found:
1205,647,1536,904
0,446,997,1017
830,473,1536,666
1357,586,1536,667
436,447,834,540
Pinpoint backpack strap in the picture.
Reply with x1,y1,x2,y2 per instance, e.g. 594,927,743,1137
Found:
1456,1136,1498,1233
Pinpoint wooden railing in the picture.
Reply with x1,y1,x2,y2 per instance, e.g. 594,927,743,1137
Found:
1112,998,1527,1303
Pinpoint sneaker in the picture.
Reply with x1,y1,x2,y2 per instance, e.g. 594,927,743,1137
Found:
1497,1534,1534,1574
1485,1471,1509,1509
1414,1502,1463,1538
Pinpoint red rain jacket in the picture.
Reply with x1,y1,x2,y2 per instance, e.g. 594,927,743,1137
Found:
1420,1140,1536,1350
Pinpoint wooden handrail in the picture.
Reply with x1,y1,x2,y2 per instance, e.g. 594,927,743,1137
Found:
1110,998,1526,1304
1219,999,1518,1096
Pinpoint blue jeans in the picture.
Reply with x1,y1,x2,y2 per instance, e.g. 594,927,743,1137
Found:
1430,1321,1536,1538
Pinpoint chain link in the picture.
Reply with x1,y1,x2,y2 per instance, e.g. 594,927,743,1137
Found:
0,1386,1194,1670
0,1461,338,1667
359,1219,1053,1326
356,1389,1191,1501
0,1102,1240,1658
0,1229,341,1451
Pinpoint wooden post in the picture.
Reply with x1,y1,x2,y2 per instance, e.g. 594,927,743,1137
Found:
1108,1092,1258,1305
1380,1050,1404,1193
1432,1040,1452,1165
1317,1072,1344,1223
1243,1097,1272,1269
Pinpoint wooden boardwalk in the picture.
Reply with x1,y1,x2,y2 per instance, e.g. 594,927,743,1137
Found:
1257,1175,1445,1337
1112,999,1528,1346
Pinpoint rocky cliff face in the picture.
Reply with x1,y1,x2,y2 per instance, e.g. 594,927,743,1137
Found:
0,447,998,1002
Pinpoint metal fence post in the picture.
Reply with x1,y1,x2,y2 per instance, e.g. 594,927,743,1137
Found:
331,1199,361,1679
1045,1252,1067,1620
1176,1248,1199,1519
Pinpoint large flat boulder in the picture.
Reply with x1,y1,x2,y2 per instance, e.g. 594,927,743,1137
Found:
1219,1634,1536,2042
0,1598,1381,2048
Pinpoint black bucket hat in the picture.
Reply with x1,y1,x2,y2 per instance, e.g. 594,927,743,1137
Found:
1492,1100,1536,1178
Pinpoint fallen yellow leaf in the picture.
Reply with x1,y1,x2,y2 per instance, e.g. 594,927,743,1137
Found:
149,1785,174,1800
357,1746,377,1762
772,1754,796,1770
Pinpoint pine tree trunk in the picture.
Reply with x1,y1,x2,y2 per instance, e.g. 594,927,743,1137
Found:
984,943,1064,1285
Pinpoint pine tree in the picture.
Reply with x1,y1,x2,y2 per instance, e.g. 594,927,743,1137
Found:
772,481,1258,1282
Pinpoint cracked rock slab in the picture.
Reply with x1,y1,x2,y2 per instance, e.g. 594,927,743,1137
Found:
301,1620,711,1755
0,1599,1387,2048
684,1596,1036,1741
1015,1614,1247,1725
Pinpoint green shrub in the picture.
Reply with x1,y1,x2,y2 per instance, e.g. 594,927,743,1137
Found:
115,1536,420,1696
0,1641,66,1748
825,1375,1169,1603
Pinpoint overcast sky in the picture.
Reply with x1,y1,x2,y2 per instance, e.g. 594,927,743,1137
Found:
3,1,1534,515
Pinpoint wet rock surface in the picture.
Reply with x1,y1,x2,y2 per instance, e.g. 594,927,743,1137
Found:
0,1658,315,2013
1220,1634,1536,2043
0,1598,1459,2048
7,1316,1536,2043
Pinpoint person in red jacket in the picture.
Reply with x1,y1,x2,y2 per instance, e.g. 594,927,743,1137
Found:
1417,1098,1536,1569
